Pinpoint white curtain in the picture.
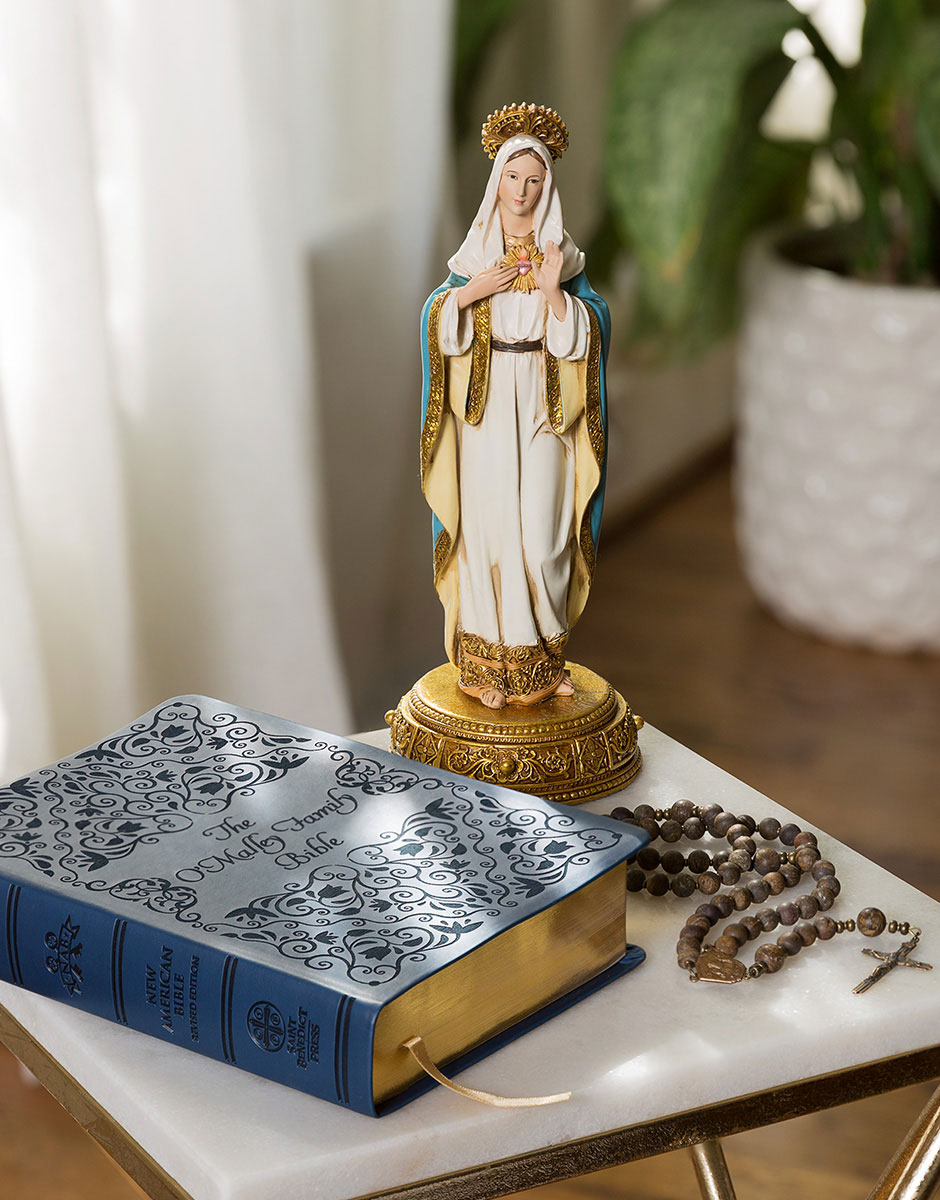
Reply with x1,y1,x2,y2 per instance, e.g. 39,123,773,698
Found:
0,0,453,777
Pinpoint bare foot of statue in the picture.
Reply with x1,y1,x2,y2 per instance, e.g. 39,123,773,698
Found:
479,687,508,709
553,671,574,697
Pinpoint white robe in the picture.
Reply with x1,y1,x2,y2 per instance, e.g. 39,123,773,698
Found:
438,287,590,651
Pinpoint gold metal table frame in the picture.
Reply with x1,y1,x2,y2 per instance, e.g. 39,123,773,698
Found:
2,1003,938,1200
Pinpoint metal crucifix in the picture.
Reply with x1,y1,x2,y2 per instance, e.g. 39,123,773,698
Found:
853,928,932,995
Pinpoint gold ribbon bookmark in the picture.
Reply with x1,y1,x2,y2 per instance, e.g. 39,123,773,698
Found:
402,1036,571,1108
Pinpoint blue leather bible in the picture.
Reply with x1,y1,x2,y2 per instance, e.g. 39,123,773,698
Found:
0,696,647,1114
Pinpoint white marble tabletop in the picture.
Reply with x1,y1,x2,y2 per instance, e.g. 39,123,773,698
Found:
2,725,939,1200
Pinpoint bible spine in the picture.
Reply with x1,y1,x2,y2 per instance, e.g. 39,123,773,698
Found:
1,874,378,1114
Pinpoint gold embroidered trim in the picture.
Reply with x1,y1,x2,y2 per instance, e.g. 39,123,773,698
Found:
585,306,605,468
579,514,596,575
421,291,449,482
545,348,562,431
433,529,452,583
577,306,605,576
457,631,568,701
465,298,491,425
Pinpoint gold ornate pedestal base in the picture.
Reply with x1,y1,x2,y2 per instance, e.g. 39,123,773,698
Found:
386,662,642,804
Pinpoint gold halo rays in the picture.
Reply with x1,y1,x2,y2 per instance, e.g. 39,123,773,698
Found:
481,102,569,162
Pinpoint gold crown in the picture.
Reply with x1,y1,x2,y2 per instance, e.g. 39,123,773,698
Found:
481,102,569,162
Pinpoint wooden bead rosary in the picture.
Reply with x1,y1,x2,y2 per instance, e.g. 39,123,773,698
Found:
606,799,931,990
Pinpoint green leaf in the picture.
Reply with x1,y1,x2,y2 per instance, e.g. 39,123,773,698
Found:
606,0,800,338
912,22,940,196
859,0,922,93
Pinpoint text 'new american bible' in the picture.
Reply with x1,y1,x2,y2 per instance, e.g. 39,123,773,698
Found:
0,697,647,1115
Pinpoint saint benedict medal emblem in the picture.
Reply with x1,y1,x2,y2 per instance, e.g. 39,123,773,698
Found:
247,1000,287,1052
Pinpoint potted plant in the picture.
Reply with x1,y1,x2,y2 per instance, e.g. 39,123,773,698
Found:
603,0,940,651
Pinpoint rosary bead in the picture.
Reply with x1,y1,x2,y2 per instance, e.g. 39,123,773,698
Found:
754,848,782,875
814,916,837,940
646,873,670,897
778,901,799,926
793,831,818,849
626,868,646,892
796,922,817,947
728,849,753,872
711,849,731,868
737,814,757,835
823,876,841,897
670,800,695,823
796,895,819,919
660,849,686,875
725,822,751,844
660,819,683,843
671,873,697,898
697,871,721,895
696,902,722,924
812,886,835,911
638,818,661,840
755,943,787,973
610,806,633,822
741,915,763,940
682,920,709,940
812,860,836,881
723,923,749,947
714,934,742,958
677,951,697,971
633,804,656,822
636,846,660,871
748,879,770,904
683,816,705,840
779,862,801,887
713,894,735,919
888,920,899,934
764,871,786,896
758,817,781,840
777,930,803,956
730,887,752,911
712,811,737,838
857,907,887,937
717,863,741,885
795,846,821,872
732,836,757,859
700,805,722,835
676,937,701,958
687,849,712,874
779,823,801,846
757,907,780,932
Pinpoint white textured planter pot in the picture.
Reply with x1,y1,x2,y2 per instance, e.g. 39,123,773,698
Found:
735,231,940,653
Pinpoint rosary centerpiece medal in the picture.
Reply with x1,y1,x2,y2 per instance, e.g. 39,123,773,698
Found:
388,103,641,803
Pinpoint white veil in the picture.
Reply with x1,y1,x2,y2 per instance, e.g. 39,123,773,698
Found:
448,134,585,282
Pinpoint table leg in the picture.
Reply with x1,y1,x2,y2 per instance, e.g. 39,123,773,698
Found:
689,1140,737,1200
868,1082,940,1200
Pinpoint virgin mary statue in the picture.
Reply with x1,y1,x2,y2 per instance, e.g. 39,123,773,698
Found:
420,104,610,711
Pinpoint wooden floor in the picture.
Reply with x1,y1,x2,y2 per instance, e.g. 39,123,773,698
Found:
2,457,938,1199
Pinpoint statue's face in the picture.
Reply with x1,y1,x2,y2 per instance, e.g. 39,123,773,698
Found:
497,153,546,221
